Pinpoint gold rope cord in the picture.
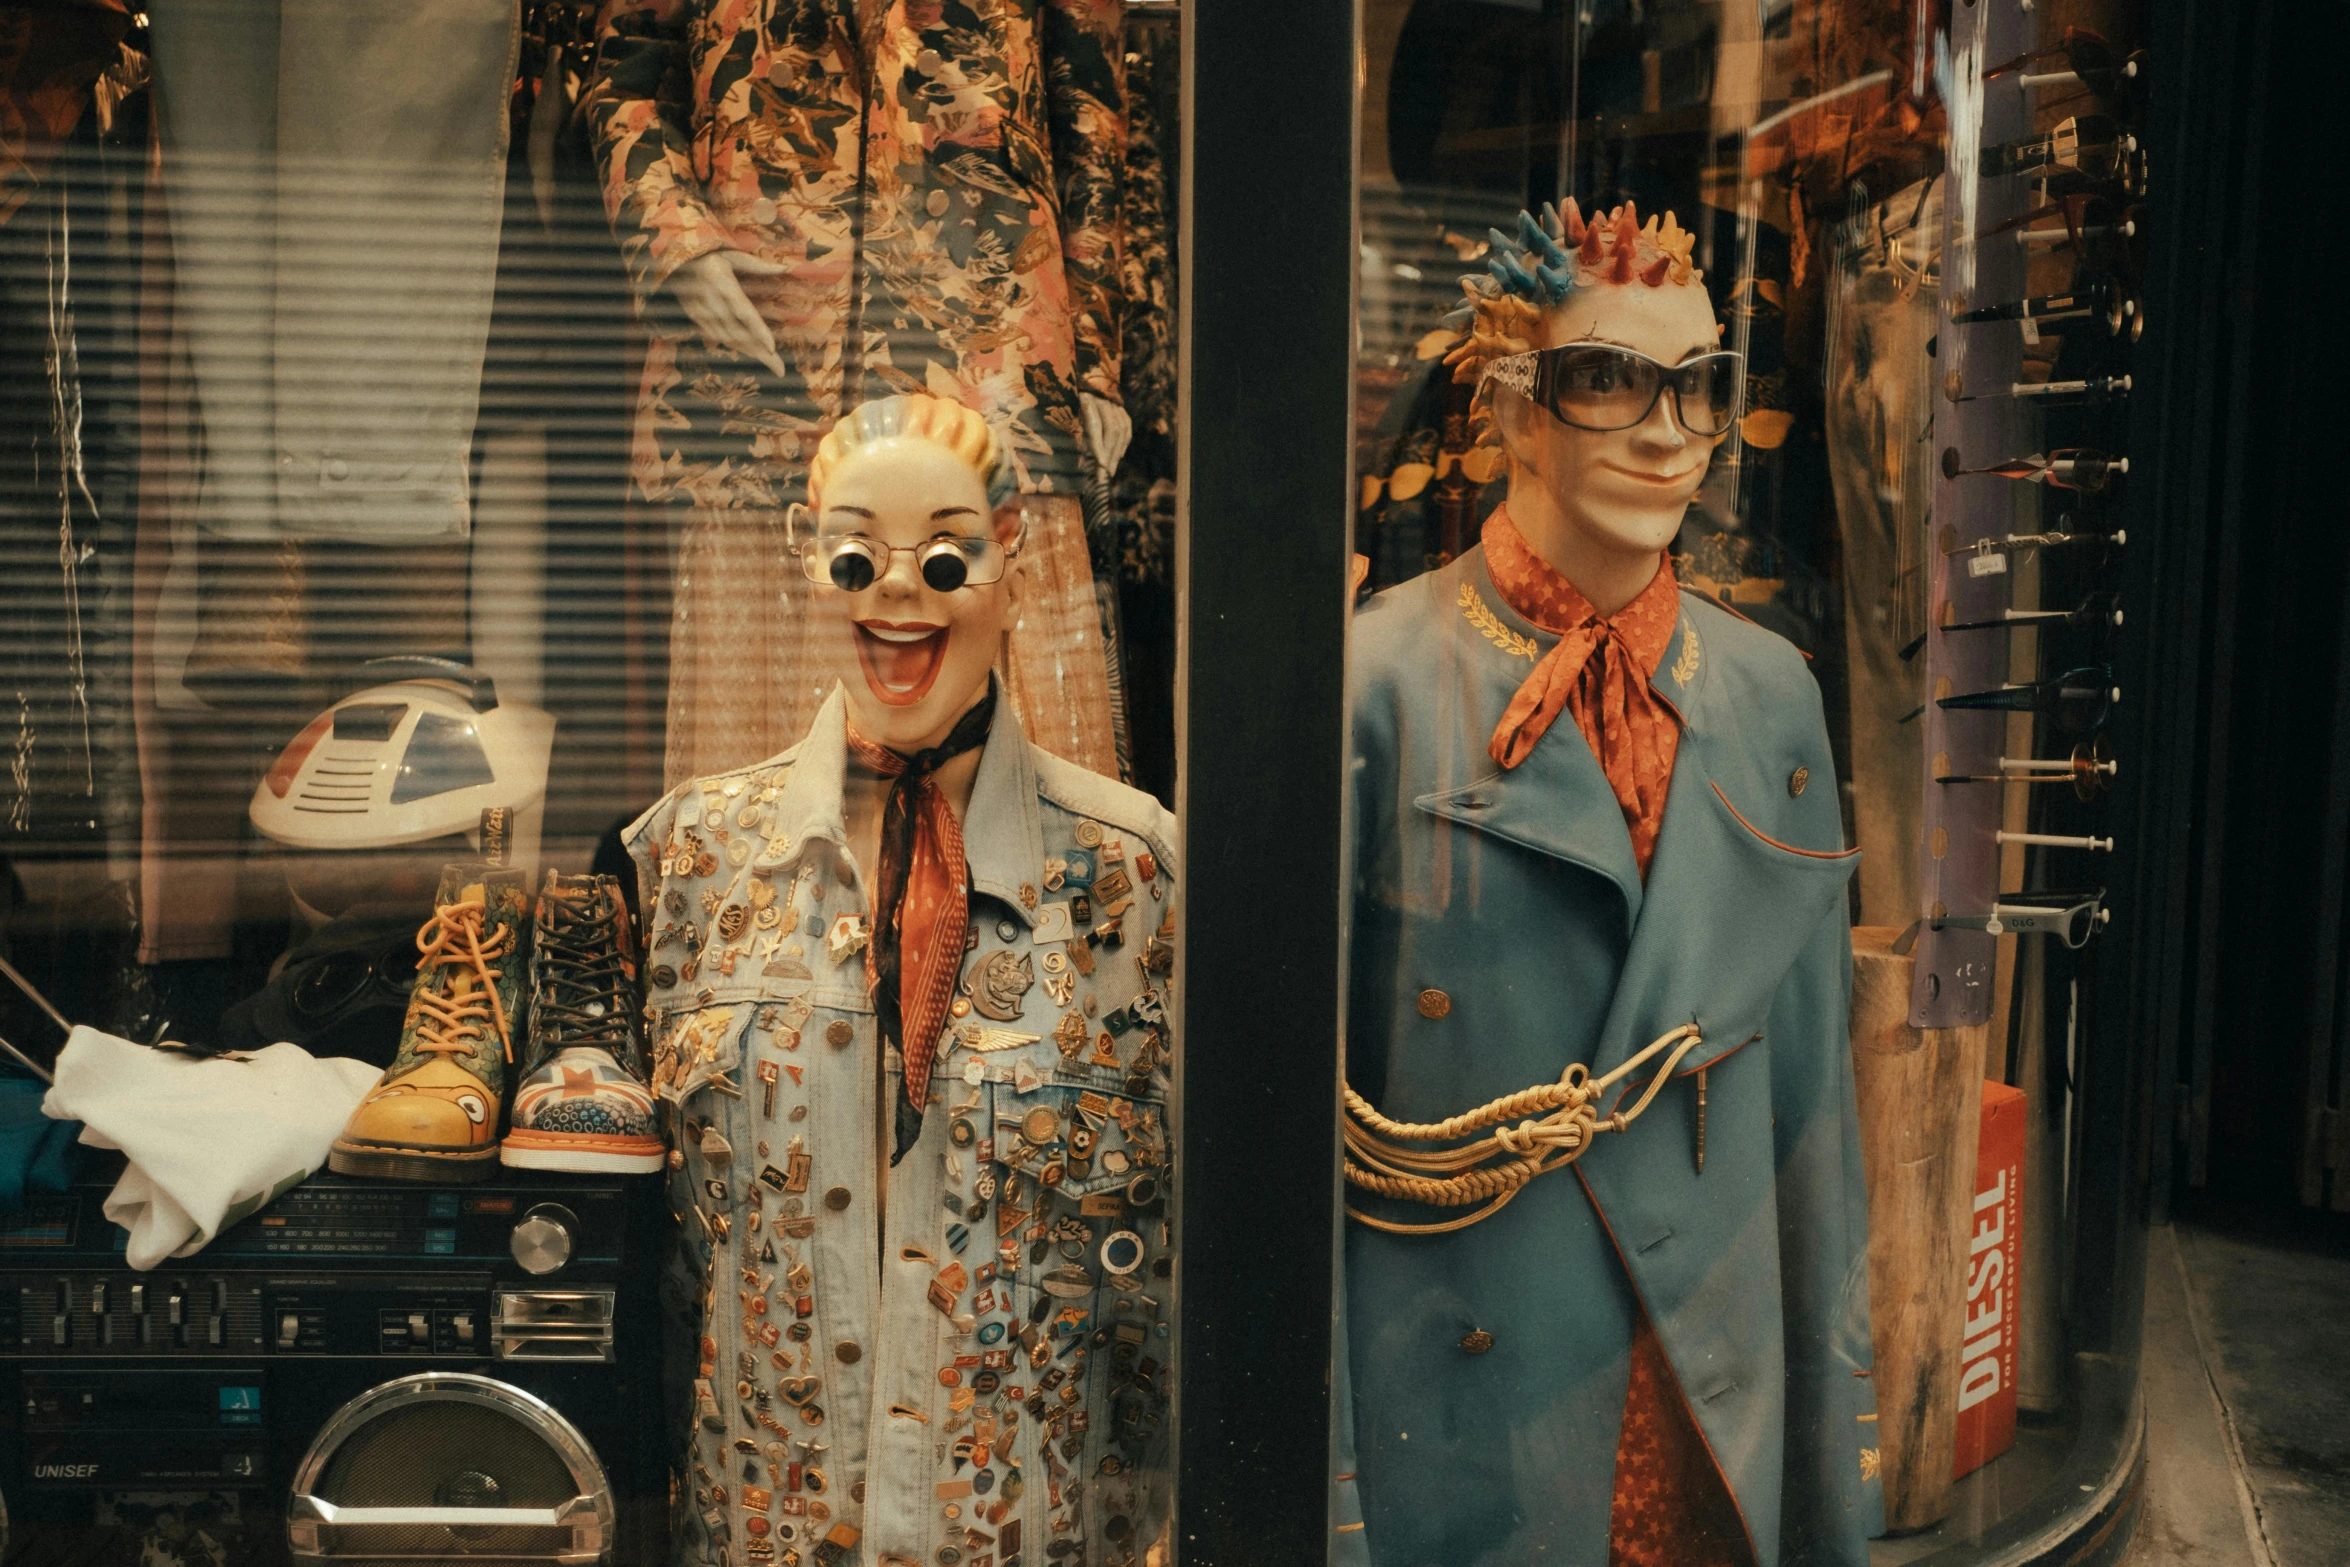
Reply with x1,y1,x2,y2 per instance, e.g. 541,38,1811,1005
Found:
1344,1023,1705,1235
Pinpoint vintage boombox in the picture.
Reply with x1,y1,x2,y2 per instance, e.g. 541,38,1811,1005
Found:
0,1168,669,1567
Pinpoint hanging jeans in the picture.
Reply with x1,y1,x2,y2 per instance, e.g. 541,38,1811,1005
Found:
147,0,517,541
1823,176,1940,929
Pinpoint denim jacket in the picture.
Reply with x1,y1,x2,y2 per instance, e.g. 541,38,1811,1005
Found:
627,687,1177,1567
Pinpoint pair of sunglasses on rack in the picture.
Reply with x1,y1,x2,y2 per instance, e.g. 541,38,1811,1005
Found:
1955,278,2140,339
1980,115,2136,183
1936,666,2119,733
1899,594,2121,662
1938,737,2116,801
1943,446,2128,495
1480,344,1747,437
786,503,1023,594
1982,194,2146,278
1932,890,2111,948
1945,372,2131,405
1985,26,2147,103
1940,524,2127,587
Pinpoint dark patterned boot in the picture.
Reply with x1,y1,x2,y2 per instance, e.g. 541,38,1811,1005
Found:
500,870,661,1173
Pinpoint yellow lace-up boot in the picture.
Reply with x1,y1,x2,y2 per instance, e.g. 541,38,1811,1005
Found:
328,865,532,1182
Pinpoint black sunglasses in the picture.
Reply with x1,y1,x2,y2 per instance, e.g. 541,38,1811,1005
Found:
1901,594,2121,661
1985,26,2147,105
1482,344,1747,438
1954,279,2139,339
1932,890,2111,948
1937,665,2117,733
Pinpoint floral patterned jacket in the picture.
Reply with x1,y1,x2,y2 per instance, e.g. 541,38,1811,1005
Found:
583,0,1127,502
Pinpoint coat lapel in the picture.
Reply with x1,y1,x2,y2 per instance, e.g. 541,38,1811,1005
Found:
1588,597,1858,1077
1409,557,1856,1077
1413,551,1645,926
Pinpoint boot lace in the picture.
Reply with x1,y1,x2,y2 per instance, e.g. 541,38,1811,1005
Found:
411,898,516,1062
533,879,638,1059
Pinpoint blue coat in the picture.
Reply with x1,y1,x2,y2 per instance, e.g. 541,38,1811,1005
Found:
1335,548,1883,1566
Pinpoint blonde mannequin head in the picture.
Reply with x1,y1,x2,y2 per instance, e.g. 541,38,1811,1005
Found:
793,395,1025,751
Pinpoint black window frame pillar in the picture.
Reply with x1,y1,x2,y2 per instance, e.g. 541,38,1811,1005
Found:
1174,1,1360,1561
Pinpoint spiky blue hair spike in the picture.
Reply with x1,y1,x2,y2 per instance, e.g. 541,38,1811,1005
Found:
1516,210,1570,274
1485,248,1540,298
1484,221,1574,306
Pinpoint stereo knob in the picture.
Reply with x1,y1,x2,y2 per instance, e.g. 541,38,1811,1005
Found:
509,1204,578,1276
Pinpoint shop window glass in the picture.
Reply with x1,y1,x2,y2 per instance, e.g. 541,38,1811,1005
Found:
0,3,1184,1564
1340,0,2146,1561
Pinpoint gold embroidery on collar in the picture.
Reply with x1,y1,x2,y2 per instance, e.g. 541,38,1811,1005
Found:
1670,622,1702,686
1458,582,1540,662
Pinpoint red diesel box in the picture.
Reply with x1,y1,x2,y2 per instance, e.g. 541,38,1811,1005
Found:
1955,1080,2026,1478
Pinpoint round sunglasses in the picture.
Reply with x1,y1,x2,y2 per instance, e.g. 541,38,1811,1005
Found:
799,532,1014,593
1481,343,1747,438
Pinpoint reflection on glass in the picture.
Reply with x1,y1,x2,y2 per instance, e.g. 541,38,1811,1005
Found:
1344,0,2137,1560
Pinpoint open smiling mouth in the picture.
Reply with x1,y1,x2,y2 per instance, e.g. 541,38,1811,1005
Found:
855,621,949,706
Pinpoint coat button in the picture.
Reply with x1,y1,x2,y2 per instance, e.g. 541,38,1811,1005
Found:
1460,1329,1495,1354
1417,988,1452,1019
1788,766,1810,796
835,1340,861,1364
825,1019,854,1047
825,1186,852,1211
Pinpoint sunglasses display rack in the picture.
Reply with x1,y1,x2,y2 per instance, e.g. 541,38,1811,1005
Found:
1911,3,2141,1027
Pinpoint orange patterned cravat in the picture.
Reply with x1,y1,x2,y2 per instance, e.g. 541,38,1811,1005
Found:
1606,1311,1758,1567
1481,505,1685,876
846,688,994,1162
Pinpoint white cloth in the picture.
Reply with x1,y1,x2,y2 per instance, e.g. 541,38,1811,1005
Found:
41,1027,379,1269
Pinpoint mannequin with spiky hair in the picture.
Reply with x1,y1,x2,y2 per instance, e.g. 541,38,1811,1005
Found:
1444,200,1705,436
1430,199,1730,618
1337,195,1879,1566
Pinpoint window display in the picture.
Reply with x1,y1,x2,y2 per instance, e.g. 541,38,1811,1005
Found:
0,1,1182,1562
0,0,2265,1563
1339,0,2159,1562
623,396,1177,1567
1338,199,1876,1565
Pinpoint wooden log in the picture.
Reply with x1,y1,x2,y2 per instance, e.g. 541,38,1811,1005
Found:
1849,926,1990,1531
2009,937,2063,1413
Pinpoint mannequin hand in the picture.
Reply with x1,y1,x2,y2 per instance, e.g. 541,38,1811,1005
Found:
1079,391,1132,479
671,250,789,377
